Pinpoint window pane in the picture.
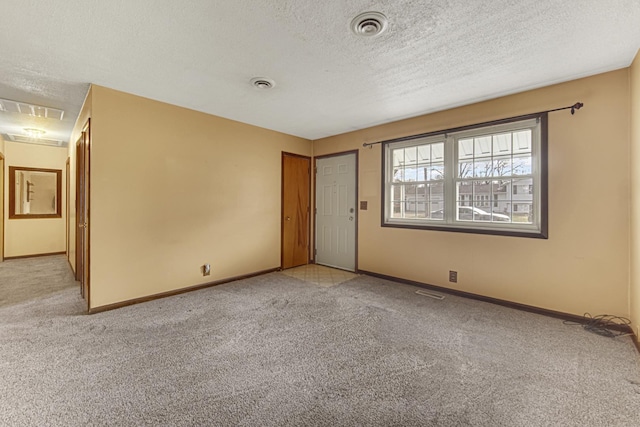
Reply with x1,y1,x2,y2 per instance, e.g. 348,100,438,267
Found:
512,155,532,175
474,136,492,158
512,202,533,223
428,164,444,180
473,181,492,206
459,139,474,159
457,181,473,207
493,133,512,155
404,184,417,218
472,203,492,222
393,148,404,167
405,146,418,166
494,200,513,222
417,145,430,162
492,156,512,176
458,161,473,178
456,204,474,221
415,185,427,218
393,167,404,182
390,184,403,218
404,166,418,182
513,130,531,154
473,159,492,177
512,177,533,199
428,182,444,220
432,143,445,161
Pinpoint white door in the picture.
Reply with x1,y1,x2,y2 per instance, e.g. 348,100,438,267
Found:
315,153,356,271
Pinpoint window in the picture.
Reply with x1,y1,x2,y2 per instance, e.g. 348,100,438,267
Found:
383,114,547,238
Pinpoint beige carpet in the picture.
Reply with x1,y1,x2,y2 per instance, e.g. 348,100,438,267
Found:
0,254,77,308
1,255,640,426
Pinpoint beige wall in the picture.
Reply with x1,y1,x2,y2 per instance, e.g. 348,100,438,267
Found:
4,141,67,257
314,70,631,318
630,50,640,342
87,85,311,309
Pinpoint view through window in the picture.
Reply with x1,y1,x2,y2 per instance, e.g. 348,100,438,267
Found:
383,114,547,238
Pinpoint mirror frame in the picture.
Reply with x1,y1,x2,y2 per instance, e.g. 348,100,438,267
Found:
9,166,62,219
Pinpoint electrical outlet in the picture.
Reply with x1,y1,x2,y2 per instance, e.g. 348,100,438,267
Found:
449,270,457,283
202,263,211,276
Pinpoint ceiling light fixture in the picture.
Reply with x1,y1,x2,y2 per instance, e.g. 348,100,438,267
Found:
350,11,388,37
24,128,46,138
7,133,64,147
250,77,275,90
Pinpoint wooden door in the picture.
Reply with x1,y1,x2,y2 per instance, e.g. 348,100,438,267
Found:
75,120,90,309
281,153,310,269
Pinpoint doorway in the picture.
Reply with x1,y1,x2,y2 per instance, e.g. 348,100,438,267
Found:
314,151,358,272
0,152,4,262
66,158,70,259
75,120,90,310
281,153,311,269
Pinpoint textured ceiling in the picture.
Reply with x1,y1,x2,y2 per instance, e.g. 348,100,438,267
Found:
1,0,639,143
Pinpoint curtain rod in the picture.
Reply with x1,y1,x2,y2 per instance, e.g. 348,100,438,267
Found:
362,102,584,148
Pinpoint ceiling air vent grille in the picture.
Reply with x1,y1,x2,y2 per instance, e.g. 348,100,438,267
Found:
250,77,275,90
0,98,65,120
350,12,388,37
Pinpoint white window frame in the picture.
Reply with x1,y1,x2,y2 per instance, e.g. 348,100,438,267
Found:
383,114,548,238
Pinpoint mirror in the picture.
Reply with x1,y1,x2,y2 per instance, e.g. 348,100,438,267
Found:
9,166,62,219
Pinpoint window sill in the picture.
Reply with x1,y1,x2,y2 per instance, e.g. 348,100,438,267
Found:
382,220,548,239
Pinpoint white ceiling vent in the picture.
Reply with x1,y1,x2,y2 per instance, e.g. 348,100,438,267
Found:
350,12,388,37
250,77,275,90
6,133,66,147
0,98,65,120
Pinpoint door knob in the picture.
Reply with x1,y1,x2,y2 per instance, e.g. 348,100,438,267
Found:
349,216,354,221
285,216,291,221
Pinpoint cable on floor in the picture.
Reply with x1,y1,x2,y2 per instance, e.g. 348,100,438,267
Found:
563,313,632,338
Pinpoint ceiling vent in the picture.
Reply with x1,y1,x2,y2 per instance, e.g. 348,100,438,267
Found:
350,12,388,37
6,133,66,147
250,77,275,90
0,98,65,120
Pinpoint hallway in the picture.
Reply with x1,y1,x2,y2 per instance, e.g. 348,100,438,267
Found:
0,255,80,309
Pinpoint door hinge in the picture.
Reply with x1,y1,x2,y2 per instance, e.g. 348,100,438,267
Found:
314,208,317,214
314,248,317,255
314,167,317,174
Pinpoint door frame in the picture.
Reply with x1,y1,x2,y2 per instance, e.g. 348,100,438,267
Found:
75,119,91,311
65,157,70,260
281,152,312,269
313,149,359,272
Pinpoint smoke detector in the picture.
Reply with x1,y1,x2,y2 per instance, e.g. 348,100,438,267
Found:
250,77,275,90
350,12,388,37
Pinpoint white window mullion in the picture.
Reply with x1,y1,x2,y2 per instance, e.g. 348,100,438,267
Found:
445,134,456,225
